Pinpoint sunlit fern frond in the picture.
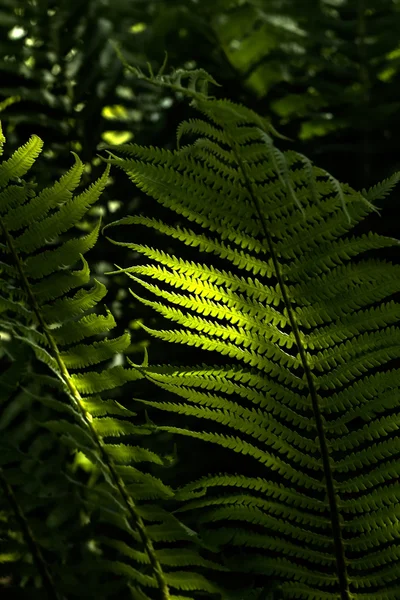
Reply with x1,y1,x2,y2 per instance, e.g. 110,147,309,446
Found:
103,67,400,600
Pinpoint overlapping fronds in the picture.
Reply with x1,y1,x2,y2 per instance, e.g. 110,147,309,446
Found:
103,67,400,599
0,128,225,600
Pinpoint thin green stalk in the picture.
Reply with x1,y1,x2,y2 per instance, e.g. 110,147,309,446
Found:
0,215,171,600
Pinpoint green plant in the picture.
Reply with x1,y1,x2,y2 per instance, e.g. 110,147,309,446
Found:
1,61,400,600
0,122,225,600
102,64,400,599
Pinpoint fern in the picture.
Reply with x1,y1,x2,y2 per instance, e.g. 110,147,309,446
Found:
0,341,67,600
0,125,226,600
103,64,400,599
2,55,400,599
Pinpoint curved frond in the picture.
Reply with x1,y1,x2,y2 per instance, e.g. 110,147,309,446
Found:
104,66,400,599
0,133,201,600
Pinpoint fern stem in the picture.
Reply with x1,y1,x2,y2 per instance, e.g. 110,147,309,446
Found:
1,217,171,600
230,144,351,600
0,467,64,600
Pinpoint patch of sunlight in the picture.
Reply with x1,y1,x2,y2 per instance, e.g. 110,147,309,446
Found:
257,13,306,37
24,56,35,69
102,104,128,120
387,46,400,60
107,200,121,213
160,97,173,108
8,26,26,40
299,120,338,140
101,130,133,145
378,67,396,82
72,140,82,152
130,22,147,34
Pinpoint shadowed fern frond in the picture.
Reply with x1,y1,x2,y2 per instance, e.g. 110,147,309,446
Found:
0,125,226,600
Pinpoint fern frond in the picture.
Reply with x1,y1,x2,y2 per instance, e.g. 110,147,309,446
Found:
0,341,84,599
0,348,52,591
0,121,5,155
0,134,43,188
0,133,200,599
111,42,221,103
104,65,400,599
362,171,400,203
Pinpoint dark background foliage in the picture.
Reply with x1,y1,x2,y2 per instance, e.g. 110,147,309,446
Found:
1,1,399,595
2,0,399,261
